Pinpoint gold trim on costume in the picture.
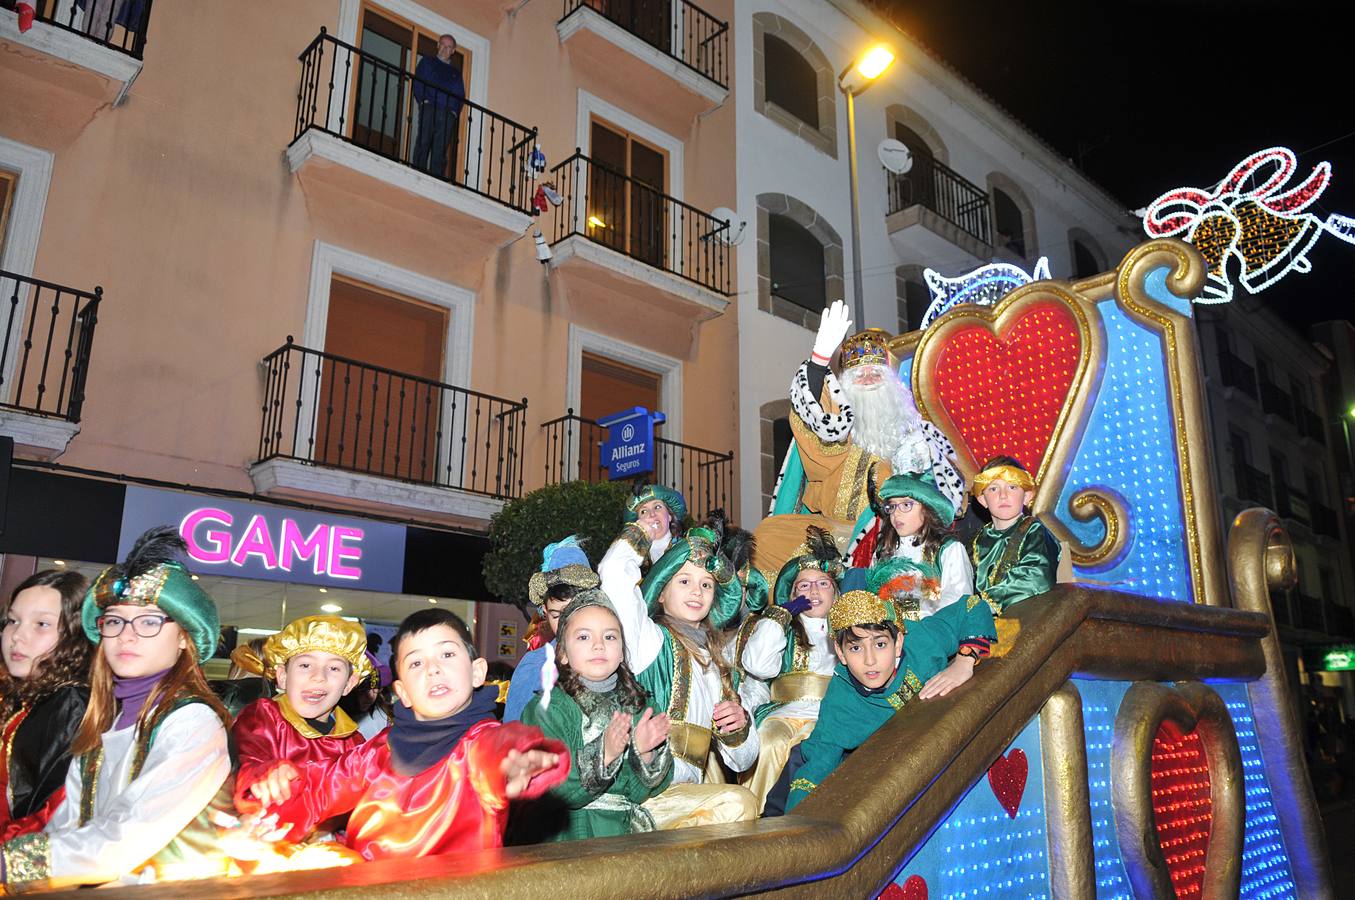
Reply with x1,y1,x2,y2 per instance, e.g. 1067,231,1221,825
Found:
770,673,831,704
1,831,51,885
667,722,713,770
276,694,359,739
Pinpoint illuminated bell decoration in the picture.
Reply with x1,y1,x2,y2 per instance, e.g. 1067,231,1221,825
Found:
1150,721,1213,898
1142,146,1355,302
932,300,1080,475
921,258,1052,328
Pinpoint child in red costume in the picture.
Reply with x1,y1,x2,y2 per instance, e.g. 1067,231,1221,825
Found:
250,609,569,860
230,615,372,836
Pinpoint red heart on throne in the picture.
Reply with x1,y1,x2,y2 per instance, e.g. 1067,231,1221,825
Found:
878,874,927,900
916,294,1089,479
1150,721,1213,898
987,748,1028,818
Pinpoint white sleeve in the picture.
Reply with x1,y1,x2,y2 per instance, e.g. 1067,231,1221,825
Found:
41,753,83,836
931,541,976,613
598,537,665,675
738,676,771,713
717,712,762,774
740,618,789,681
47,705,230,887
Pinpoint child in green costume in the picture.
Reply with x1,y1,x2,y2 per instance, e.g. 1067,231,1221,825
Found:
521,590,673,841
786,589,995,811
970,456,1061,614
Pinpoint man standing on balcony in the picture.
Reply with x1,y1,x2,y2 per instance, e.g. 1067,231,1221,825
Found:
754,300,965,575
412,34,465,180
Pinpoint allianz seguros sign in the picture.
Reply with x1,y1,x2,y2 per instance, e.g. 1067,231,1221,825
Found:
118,486,406,592
597,406,665,480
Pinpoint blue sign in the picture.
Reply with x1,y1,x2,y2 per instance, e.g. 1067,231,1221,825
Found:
119,486,407,592
597,406,664,480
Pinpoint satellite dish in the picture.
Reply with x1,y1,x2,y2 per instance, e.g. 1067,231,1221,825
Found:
709,206,748,246
878,138,913,174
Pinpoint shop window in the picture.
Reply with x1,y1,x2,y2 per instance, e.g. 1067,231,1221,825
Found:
993,188,1026,257
769,213,826,312
764,35,818,129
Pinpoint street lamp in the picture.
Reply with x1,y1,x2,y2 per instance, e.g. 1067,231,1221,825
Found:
838,43,896,328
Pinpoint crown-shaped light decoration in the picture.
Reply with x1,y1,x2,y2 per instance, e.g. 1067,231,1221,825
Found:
921,257,1052,328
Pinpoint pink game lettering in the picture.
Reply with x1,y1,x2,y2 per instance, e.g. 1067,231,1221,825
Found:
179,508,364,580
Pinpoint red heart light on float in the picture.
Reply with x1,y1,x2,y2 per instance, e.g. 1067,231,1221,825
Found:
987,748,1028,819
877,874,927,900
927,299,1083,475
1150,720,1213,898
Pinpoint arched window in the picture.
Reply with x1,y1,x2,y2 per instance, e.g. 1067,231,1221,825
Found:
891,123,935,210
993,188,1026,257
1072,240,1100,278
764,35,818,129
769,213,826,311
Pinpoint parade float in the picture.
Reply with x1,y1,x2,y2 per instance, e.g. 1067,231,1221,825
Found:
86,154,1342,898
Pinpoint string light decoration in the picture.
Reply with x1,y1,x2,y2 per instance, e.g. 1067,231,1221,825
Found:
1141,146,1355,302
932,301,1080,474
922,257,1052,327
1150,722,1213,897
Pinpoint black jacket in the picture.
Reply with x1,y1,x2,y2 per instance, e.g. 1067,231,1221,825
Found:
4,684,88,823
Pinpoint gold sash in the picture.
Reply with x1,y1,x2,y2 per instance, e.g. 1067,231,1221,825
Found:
770,673,832,705
667,721,713,769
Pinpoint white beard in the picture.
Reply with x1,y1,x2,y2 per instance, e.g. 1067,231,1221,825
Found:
839,366,931,473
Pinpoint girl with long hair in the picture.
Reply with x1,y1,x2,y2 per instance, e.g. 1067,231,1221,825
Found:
0,527,233,890
0,570,92,839
870,471,973,620
599,515,759,829
521,589,672,840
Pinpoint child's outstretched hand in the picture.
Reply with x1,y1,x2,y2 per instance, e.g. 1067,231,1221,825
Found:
502,748,561,799
919,655,977,700
712,699,747,734
632,708,671,760
249,761,300,809
603,710,632,767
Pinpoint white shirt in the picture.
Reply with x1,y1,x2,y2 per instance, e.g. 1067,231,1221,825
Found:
43,703,231,887
599,536,761,784
739,615,836,721
894,539,975,617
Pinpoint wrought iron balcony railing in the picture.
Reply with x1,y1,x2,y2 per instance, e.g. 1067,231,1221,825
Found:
561,0,728,89
293,30,539,215
548,151,732,295
1235,462,1273,508
18,0,153,59
886,155,993,247
540,410,733,519
1258,378,1295,423
257,338,527,500
1,270,101,423
1217,350,1258,399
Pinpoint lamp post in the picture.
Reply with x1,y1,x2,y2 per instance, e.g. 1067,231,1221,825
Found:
838,44,895,328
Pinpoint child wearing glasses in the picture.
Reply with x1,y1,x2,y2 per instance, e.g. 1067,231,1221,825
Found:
0,527,234,889
869,472,973,619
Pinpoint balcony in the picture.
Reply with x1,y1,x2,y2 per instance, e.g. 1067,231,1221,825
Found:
1258,378,1295,424
886,157,993,269
1235,462,1273,507
0,270,100,460
1275,484,1310,526
557,0,728,120
1297,405,1326,443
1217,349,1257,400
540,410,734,519
286,31,538,273
0,0,152,145
547,151,731,320
250,338,527,526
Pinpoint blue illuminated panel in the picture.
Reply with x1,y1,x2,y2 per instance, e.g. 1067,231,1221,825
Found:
1055,297,1192,601
889,717,1049,898
1078,680,1134,897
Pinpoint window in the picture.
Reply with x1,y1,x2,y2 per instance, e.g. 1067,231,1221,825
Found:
320,277,449,480
769,213,826,311
353,4,471,176
891,123,936,212
901,277,929,332
580,352,661,422
763,35,818,128
1319,566,1336,602
993,188,1026,257
772,416,793,478
1072,239,1100,278
588,118,668,268
0,170,14,258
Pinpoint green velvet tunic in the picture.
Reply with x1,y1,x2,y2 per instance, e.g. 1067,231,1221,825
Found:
970,514,1061,613
521,686,671,842
785,596,996,810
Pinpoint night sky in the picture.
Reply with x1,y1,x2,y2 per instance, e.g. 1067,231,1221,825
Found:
885,0,1355,328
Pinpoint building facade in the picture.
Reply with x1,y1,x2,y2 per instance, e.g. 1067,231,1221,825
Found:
0,0,739,664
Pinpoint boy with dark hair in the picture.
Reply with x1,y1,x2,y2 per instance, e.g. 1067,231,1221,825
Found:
786,589,994,810
970,456,1062,614
247,608,570,860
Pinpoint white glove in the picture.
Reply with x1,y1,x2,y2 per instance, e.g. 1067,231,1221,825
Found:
811,300,853,363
